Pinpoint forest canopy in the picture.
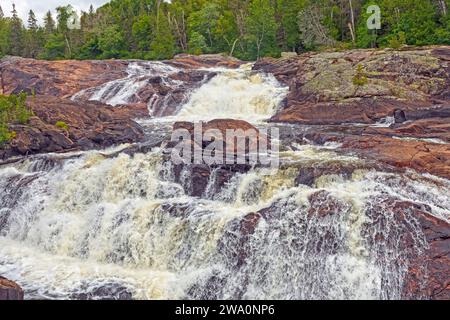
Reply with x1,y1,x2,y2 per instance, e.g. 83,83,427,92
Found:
0,0,448,61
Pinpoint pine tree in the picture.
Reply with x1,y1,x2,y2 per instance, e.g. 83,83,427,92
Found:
28,10,38,31
0,5,7,57
44,11,56,35
9,4,23,56
26,10,41,58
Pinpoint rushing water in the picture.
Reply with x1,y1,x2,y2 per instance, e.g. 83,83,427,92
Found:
1,62,449,300
174,65,288,122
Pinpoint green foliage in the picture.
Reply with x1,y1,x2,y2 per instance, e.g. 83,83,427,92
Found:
55,121,69,131
188,32,208,55
149,11,175,60
98,26,126,58
0,0,448,61
387,32,406,49
245,0,279,60
0,93,32,146
357,0,450,48
41,34,66,60
353,64,368,87
132,14,153,51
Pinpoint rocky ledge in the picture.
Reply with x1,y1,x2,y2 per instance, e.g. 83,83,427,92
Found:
255,46,450,180
0,277,24,300
254,46,450,125
0,54,241,98
0,95,144,160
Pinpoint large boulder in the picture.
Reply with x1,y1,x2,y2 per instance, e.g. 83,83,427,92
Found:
165,119,265,197
0,277,24,300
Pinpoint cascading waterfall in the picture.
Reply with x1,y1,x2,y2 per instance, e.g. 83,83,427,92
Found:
1,62,449,300
71,61,180,107
0,145,448,299
173,65,288,121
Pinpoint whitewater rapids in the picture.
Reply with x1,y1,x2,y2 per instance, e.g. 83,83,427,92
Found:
0,61,449,300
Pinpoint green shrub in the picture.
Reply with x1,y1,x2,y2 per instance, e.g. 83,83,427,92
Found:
0,93,32,146
387,32,407,49
353,64,368,87
55,121,69,131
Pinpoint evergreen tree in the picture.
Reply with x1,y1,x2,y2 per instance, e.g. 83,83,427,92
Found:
26,10,41,58
9,4,24,56
0,0,448,61
27,10,38,31
0,8,9,57
44,11,56,35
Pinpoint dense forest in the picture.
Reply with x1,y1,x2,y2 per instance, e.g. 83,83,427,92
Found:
0,0,449,61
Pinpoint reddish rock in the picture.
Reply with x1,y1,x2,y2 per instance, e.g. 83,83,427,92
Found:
0,95,144,159
340,135,450,179
307,190,348,218
0,277,24,300
173,119,266,156
278,120,449,179
365,117,450,143
0,55,242,119
0,57,128,98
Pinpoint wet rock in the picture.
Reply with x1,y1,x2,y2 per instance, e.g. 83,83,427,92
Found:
295,164,359,187
340,135,450,179
394,109,407,124
0,277,24,300
276,122,449,180
167,54,243,69
366,117,450,143
162,119,267,197
218,212,263,268
173,119,266,156
70,281,133,300
0,173,41,232
166,163,251,198
307,190,348,218
1,55,240,119
364,199,450,300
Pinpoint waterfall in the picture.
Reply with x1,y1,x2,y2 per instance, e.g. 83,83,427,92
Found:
173,64,288,122
0,144,448,299
1,61,449,300
71,62,180,107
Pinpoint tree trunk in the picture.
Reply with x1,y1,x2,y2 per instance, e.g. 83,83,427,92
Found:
348,22,355,45
439,0,447,15
230,38,239,57
65,35,72,57
348,0,356,45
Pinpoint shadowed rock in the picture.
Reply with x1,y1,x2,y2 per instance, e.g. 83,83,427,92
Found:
0,277,24,300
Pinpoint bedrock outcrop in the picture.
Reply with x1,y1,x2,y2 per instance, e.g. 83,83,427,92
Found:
254,46,450,125
0,95,144,159
0,54,242,118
